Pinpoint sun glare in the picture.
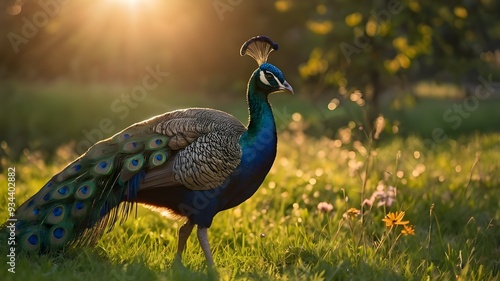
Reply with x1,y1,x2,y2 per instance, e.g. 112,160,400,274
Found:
110,0,140,6
15,0,210,83
105,0,161,10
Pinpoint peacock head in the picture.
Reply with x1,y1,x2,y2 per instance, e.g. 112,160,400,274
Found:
241,36,294,95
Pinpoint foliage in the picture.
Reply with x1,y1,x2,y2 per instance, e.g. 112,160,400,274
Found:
2,0,499,96
288,0,500,99
1,130,498,280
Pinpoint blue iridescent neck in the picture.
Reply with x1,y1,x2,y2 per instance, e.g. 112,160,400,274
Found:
241,70,276,143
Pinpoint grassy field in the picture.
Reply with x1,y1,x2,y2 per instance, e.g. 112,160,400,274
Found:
1,128,499,280
0,81,499,280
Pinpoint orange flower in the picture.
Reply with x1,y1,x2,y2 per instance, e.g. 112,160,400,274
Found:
401,225,415,236
382,211,409,227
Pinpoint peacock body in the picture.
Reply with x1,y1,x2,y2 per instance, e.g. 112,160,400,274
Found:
7,36,293,265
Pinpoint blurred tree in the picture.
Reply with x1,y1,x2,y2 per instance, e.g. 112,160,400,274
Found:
276,0,500,125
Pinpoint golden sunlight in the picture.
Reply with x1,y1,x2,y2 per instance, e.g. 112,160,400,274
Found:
108,0,141,7
101,0,168,14
15,0,218,83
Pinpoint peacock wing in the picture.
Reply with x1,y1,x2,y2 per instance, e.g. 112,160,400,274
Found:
144,108,246,191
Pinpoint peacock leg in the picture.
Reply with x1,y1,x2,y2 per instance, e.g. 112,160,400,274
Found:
176,220,194,262
197,227,214,266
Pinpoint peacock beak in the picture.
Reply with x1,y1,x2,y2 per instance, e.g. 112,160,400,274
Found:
278,81,294,95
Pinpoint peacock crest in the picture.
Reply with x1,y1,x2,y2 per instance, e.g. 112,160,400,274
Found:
240,36,279,66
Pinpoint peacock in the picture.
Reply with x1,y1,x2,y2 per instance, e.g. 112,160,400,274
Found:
7,36,293,266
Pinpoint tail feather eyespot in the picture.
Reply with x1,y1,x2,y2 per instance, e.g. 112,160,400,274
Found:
91,159,114,176
75,181,96,200
16,205,41,221
72,201,87,217
121,141,143,153
146,136,169,150
149,151,168,167
20,227,45,252
57,161,83,181
123,154,145,172
45,205,66,225
52,184,74,200
115,132,133,142
48,223,73,247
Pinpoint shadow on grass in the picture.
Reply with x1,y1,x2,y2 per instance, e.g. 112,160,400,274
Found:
0,247,219,281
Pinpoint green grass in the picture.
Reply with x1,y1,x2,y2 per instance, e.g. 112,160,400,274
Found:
1,130,499,280
0,80,499,279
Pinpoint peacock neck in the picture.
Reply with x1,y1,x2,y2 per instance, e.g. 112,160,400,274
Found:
222,72,278,212
242,77,277,144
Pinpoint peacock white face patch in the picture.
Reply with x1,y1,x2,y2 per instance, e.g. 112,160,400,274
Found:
259,70,272,86
259,70,285,88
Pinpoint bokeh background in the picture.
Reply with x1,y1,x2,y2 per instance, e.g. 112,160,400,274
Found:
1,0,499,164
1,2,500,279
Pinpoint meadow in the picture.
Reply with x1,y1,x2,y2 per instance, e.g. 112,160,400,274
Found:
0,82,499,280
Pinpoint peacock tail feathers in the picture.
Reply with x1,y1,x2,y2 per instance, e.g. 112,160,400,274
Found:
14,130,166,252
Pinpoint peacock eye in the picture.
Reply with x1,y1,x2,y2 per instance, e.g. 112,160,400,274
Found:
265,73,274,81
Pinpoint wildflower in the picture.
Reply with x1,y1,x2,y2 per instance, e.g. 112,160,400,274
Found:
382,211,409,227
383,185,397,207
343,207,361,219
362,182,396,208
317,202,334,213
401,225,415,236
